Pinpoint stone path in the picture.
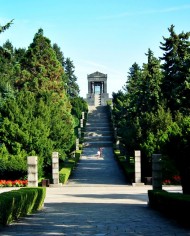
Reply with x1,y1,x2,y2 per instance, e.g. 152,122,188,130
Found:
1,106,190,235
0,147,190,235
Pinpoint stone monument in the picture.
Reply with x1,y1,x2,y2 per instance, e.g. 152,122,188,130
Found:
86,71,111,106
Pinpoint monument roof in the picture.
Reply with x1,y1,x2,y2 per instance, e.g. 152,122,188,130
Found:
88,71,107,77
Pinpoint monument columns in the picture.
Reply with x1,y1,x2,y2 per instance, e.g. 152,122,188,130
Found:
86,71,110,106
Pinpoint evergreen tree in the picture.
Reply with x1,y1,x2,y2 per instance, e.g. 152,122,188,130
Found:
0,19,13,34
141,49,163,113
0,29,75,176
52,43,69,89
64,57,80,97
0,41,16,98
15,28,65,94
160,25,190,115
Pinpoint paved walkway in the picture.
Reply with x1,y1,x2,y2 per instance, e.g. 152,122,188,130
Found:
0,147,190,235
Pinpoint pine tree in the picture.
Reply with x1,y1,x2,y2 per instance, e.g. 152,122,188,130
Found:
64,57,80,97
160,25,190,115
0,19,13,34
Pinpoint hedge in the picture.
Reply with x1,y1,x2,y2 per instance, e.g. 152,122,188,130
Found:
148,189,190,227
0,187,46,226
59,150,82,184
114,149,134,183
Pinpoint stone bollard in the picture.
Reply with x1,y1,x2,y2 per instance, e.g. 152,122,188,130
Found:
114,127,117,140
78,128,81,138
80,119,83,128
82,111,85,119
152,154,162,190
132,151,144,186
116,138,120,149
76,138,79,150
27,156,38,187
134,150,141,183
52,152,59,185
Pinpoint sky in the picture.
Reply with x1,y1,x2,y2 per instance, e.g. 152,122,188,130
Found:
0,0,190,98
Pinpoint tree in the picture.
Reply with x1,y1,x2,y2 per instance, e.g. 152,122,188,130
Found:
141,49,163,113
0,29,76,176
15,29,65,94
64,58,80,97
0,41,16,98
0,19,13,34
160,25,190,115
52,43,69,88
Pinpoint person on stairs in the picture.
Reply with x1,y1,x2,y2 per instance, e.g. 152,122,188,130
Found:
97,147,103,158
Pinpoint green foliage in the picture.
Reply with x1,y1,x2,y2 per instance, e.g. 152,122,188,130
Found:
0,19,14,34
64,58,80,97
59,167,71,184
148,190,190,226
112,26,190,193
0,28,77,179
160,25,190,115
70,96,88,127
0,187,46,225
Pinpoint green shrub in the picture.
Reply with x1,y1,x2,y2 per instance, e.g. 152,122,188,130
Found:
59,149,82,184
0,187,46,226
59,167,71,184
148,190,190,226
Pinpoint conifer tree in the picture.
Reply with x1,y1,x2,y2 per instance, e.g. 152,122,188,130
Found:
160,25,190,115
0,19,13,34
64,57,80,97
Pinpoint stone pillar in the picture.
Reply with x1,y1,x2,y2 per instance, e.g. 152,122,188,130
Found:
132,151,144,186
134,150,141,183
152,154,162,190
88,81,91,93
80,119,83,128
82,112,85,119
78,127,81,138
92,82,94,93
76,138,79,150
27,156,38,187
101,81,103,93
52,152,59,185
116,137,120,149
114,127,117,140
104,80,107,93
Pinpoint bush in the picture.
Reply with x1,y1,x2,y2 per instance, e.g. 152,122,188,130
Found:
0,187,46,225
148,189,190,227
59,167,71,184
59,150,82,184
114,149,134,183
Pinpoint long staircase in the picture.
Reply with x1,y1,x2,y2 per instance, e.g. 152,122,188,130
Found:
68,105,126,185
83,105,113,148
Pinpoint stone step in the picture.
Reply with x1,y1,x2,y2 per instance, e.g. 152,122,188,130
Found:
84,136,113,141
83,141,113,148
86,123,110,127
84,105,113,148
84,131,113,136
87,116,109,120
85,127,112,132
87,116,109,121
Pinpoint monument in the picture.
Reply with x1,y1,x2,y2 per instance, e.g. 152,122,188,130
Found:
86,71,111,106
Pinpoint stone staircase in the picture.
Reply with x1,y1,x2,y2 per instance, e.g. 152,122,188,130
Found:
83,105,113,148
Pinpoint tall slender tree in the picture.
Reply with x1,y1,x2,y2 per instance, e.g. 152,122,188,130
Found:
160,24,190,115
64,57,80,97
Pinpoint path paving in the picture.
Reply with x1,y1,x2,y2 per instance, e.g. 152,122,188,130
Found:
1,106,190,235
0,148,190,235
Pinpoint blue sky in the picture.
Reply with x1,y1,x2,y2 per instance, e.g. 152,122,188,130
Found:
1,0,190,98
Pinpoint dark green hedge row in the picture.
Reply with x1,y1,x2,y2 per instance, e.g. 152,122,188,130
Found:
0,187,46,226
114,149,134,183
59,150,82,184
148,190,190,227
